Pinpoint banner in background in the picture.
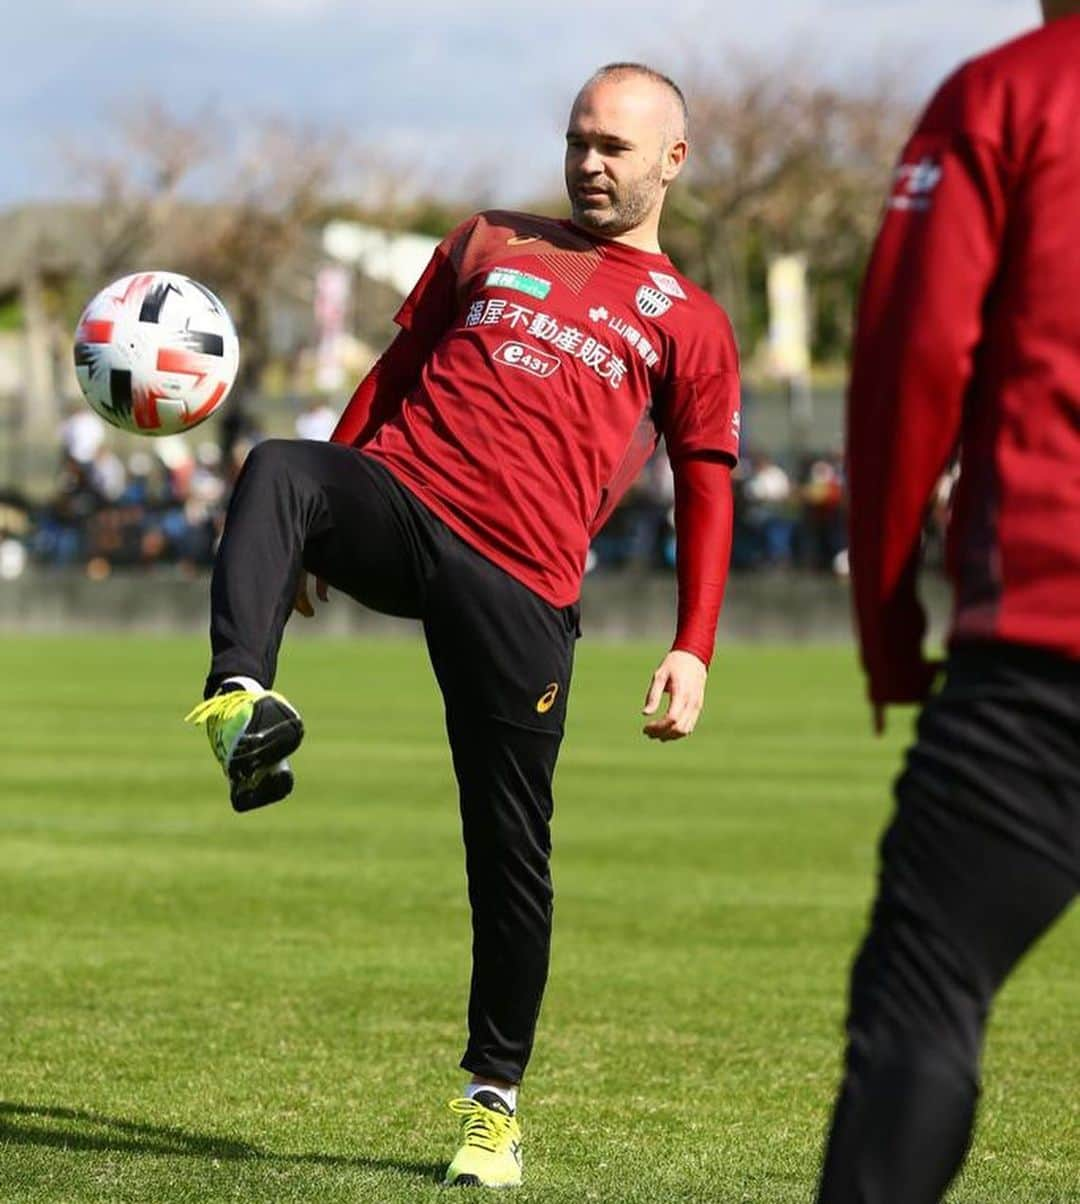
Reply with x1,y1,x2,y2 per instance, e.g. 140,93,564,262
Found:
767,254,810,380
314,264,351,393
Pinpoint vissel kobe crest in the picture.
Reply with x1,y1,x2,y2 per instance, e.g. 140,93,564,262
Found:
635,285,672,319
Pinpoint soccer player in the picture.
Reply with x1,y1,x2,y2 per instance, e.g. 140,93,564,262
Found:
187,63,740,1188
817,6,1080,1201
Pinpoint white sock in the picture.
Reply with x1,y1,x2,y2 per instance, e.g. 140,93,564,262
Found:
466,1081,518,1113
222,675,264,695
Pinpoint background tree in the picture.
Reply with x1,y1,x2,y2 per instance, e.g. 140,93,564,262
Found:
662,56,913,363
66,104,352,401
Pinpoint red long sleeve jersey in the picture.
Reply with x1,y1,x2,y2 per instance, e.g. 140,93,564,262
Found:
337,210,740,611
849,16,1080,700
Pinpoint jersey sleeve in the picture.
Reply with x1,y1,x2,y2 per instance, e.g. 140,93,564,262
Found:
393,216,476,343
332,217,478,448
660,305,741,465
330,327,429,448
848,66,1008,703
671,453,734,667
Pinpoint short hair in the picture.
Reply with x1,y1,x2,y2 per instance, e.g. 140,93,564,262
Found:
582,62,689,141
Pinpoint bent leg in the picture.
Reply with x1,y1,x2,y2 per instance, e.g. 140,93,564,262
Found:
206,441,430,693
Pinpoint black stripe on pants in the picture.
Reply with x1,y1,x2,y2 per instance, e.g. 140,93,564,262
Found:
816,643,1078,1203
204,438,577,1082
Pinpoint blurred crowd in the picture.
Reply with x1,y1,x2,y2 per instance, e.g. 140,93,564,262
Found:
26,408,235,578
588,446,852,578
0,398,332,581
1,401,955,584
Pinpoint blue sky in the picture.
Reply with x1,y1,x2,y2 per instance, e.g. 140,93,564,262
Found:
3,0,1039,209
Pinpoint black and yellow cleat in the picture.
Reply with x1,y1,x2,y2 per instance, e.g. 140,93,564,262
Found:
443,1092,523,1189
185,686,303,812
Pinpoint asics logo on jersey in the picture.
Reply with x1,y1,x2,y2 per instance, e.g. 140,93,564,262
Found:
506,234,542,246
536,683,559,714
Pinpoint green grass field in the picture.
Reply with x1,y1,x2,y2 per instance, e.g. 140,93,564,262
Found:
0,636,1076,1203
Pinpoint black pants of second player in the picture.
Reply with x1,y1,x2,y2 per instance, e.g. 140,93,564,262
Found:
816,643,1079,1204
206,439,578,1084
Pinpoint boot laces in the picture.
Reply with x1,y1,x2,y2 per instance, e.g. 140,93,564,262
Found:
448,1099,515,1153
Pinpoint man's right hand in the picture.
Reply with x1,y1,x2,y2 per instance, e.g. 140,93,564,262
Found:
293,571,329,618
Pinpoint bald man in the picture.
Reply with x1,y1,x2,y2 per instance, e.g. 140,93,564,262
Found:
820,4,1080,1200
187,63,740,1187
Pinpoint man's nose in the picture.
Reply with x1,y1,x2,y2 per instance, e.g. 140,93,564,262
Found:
579,146,605,175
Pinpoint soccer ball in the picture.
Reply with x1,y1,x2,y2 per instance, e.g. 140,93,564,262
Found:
73,271,240,436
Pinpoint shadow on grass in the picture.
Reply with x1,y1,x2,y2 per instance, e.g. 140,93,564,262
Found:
0,1101,443,1183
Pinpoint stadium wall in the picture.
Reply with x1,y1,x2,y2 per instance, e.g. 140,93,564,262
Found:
0,571,952,645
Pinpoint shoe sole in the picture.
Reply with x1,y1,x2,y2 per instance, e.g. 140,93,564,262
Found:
231,762,295,813
229,713,304,813
442,1175,520,1190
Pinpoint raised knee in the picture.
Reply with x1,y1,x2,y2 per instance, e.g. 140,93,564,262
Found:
245,438,291,469
239,438,304,486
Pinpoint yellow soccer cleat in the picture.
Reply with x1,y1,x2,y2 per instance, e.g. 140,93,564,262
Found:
185,685,303,812
443,1093,523,1189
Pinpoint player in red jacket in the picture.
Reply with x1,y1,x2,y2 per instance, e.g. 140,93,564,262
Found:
186,63,739,1187
818,5,1080,1200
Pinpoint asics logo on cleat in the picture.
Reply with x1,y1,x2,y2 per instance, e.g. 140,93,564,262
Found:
444,1097,523,1188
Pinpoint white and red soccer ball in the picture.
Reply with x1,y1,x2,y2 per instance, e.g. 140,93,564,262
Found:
73,271,240,436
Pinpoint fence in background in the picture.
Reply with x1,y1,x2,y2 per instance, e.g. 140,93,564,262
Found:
0,568,951,646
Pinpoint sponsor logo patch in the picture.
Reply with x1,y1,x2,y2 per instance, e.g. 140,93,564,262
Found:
648,271,686,299
493,341,561,378
506,234,542,246
635,285,672,319
889,155,943,212
485,267,552,300
536,682,560,714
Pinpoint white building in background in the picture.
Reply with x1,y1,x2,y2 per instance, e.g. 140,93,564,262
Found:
322,221,439,299
312,220,440,399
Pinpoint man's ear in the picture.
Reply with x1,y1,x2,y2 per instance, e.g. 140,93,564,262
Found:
663,138,689,185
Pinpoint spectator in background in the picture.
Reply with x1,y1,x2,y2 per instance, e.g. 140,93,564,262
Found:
219,398,263,484
88,444,126,503
59,403,105,468
624,445,676,570
294,398,338,442
741,450,794,567
40,452,99,565
798,451,846,573
0,492,31,581
176,443,229,572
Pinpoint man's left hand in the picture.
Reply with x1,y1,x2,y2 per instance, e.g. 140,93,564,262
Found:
293,571,329,618
868,655,943,736
642,650,708,741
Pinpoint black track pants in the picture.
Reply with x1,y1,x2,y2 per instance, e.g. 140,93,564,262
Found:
206,439,578,1082
817,644,1079,1203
